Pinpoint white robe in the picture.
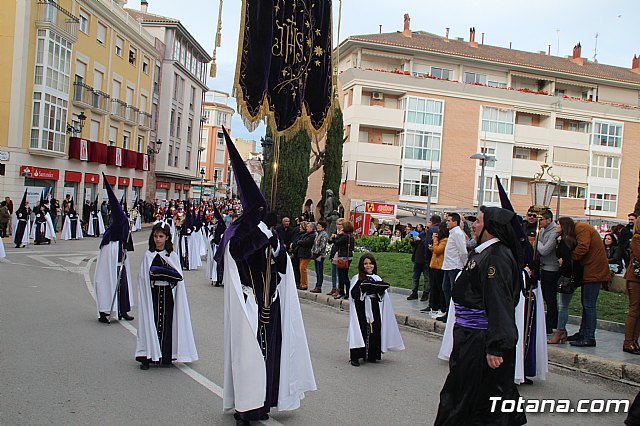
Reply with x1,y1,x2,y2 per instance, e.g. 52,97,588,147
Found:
135,250,198,363
0,237,5,258
93,241,134,316
198,228,207,257
347,274,405,352
437,275,548,384
206,234,219,281
179,233,202,270
88,212,105,236
60,215,83,240
11,213,30,247
30,212,56,241
223,222,316,413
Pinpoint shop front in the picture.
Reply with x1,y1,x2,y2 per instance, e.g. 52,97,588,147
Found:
350,201,398,237
118,177,130,204
132,179,144,203
63,171,82,202
84,173,100,202
20,165,60,204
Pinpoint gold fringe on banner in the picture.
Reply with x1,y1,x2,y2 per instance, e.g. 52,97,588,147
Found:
232,0,335,141
209,0,224,78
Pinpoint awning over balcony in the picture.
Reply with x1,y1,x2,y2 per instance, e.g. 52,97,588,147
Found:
514,142,548,150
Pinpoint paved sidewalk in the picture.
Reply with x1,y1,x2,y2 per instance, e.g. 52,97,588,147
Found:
302,272,640,385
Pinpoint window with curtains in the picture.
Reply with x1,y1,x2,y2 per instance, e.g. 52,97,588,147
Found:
401,170,439,198
401,130,441,161
402,97,443,126
592,121,623,148
481,106,514,135
477,176,508,204
590,155,620,179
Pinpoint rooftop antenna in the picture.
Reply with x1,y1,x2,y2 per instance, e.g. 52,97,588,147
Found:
379,24,382,34
593,32,599,62
556,28,560,56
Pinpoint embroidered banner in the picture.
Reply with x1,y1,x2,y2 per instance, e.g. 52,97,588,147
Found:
234,0,333,138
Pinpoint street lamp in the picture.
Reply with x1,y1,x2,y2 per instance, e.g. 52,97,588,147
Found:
421,166,440,221
66,111,87,134
147,138,162,156
470,152,497,212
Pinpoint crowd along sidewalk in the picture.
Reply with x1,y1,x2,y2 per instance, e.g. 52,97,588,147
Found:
301,272,640,387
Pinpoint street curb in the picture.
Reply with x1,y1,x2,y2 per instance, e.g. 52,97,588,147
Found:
297,289,640,387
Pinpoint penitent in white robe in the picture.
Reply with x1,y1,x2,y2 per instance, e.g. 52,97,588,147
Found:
222,222,316,414
347,274,405,353
60,215,84,240
0,237,5,258
206,233,219,281
88,212,105,237
135,250,198,363
30,212,56,242
93,241,133,317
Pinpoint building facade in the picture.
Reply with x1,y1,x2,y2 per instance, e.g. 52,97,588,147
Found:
198,90,233,199
1,0,157,205
126,4,211,202
307,16,640,220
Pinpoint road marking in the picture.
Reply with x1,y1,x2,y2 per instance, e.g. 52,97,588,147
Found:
58,256,87,265
81,255,283,426
27,255,59,267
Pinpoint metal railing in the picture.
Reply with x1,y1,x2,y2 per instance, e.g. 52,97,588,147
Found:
91,90,110,113
35,0,78,41
139,111,152,129
111,98,127,120
125,105,139,124
72,82,92,105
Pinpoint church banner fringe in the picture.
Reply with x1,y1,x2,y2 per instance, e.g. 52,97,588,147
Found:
233,0,334,140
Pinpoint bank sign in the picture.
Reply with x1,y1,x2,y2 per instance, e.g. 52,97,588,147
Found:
365,202,396,216
20,166,60,180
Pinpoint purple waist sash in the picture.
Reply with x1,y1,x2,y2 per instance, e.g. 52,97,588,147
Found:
454,304,488,330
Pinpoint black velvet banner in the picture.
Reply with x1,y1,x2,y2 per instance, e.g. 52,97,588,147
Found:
234,0,333,138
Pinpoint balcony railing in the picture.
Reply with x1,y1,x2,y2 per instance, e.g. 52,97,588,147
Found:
111,99,127,121
72,82,92,107
125,105,139,124
139,112,152,130
35,0,78,42
91,90,110,114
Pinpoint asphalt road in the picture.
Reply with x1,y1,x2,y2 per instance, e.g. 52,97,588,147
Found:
0,236,637,425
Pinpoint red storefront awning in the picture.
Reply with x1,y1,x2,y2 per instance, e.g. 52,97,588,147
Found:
65,171,83,182
132,178,144,187
104,175,117,185
156,181,171,189
85,173,100,184
118,177,130,187
175,183,183,190
183,184,191,190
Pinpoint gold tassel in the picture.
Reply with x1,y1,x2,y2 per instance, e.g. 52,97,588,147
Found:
210,0,224,78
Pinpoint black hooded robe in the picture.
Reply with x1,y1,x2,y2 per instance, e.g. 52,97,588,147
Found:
435,241,526,426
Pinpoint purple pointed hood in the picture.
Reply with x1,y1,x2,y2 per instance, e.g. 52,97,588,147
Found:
100,173,130,248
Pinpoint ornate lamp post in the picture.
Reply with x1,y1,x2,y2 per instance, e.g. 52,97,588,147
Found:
529,162,560,216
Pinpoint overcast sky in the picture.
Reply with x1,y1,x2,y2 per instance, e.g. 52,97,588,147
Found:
136,0,640,143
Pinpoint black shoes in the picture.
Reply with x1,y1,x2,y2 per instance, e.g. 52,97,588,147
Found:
407,293,418,300
623,347,640,355
140,360,150,370
98,312,110,324
567,332,583,342
350,359,360,367
119,313,134,321
420,293,429,302
570,339,596,347
523,378,533,385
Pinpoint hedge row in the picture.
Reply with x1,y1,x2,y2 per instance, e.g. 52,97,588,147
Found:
355,236,413,253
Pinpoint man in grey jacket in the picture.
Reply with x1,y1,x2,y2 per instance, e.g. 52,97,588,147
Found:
536,209,560,334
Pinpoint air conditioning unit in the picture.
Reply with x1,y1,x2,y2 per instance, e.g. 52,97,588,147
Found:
372,91,383,100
